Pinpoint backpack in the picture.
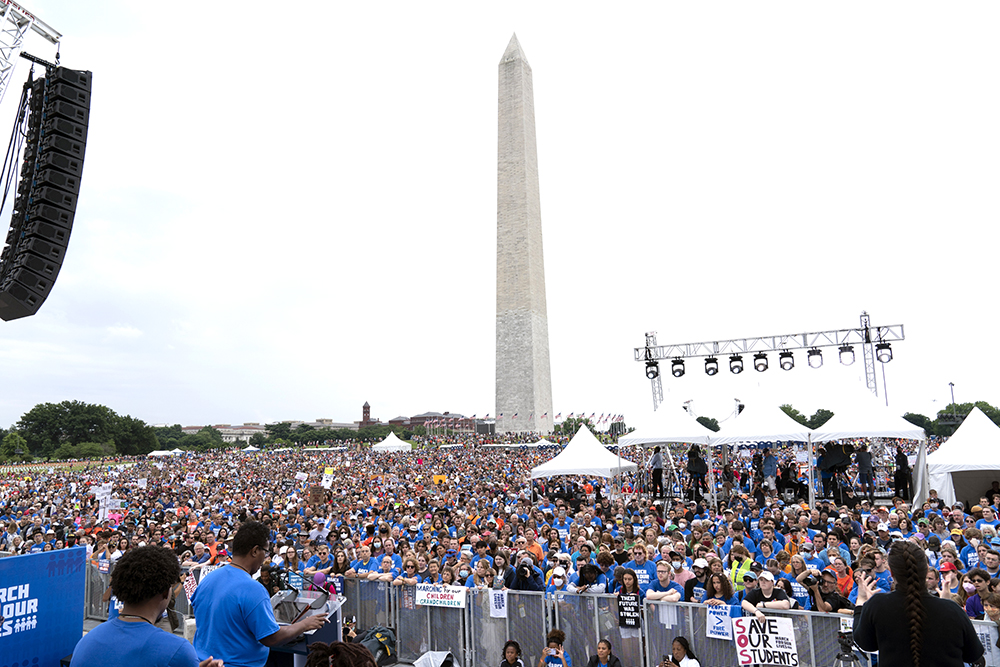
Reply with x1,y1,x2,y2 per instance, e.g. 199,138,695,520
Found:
358,625,397,666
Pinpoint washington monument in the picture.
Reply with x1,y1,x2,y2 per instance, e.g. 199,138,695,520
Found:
496,34,553,435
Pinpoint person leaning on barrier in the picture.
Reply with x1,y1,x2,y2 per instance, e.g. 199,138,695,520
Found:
796,567,855,615
646,559,683,602
70,545,223,667
740,571,790,621
510,554,545,591
568,562,606,593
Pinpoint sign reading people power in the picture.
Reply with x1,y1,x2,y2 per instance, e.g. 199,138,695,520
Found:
732,616,798,666
0,548,85,666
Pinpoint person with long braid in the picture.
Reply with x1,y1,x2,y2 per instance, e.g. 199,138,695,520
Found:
853,540,984,666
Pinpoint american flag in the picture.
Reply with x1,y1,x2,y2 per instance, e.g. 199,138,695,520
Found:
484,414,490,419
512,413,518,419
555,413,562,419
183,571,198,600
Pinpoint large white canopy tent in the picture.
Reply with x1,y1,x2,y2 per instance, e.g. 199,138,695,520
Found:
618,408,715,499
711,405,813,446
147,450,176,457
811,398,927,443
372,431,412,452
242,445,260,452
530,425,638,479
922,407,1000,506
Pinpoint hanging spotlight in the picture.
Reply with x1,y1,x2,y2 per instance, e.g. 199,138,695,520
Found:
645,361,659,380
729,355,744,374
753,352,768,372
839,344,855,366
705,357,719,376
779,351,795,371
876,342,893,363
671,358,685,377
807,348,823,368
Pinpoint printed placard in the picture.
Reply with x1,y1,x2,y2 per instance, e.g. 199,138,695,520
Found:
617,593,641,628
706,605,734,640
732,616,798,666
489,589,508,618
415,583,467,608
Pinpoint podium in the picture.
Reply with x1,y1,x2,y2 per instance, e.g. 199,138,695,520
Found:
267,594,344,667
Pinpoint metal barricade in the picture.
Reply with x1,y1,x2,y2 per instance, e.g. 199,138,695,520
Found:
342,578,392,632
468,589,547,667
84,560,113,621
973,618,1000,667
643,601,698,665
395,584,467,664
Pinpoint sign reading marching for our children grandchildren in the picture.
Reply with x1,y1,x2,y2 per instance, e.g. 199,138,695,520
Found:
415,583,467,608
0,548,86,667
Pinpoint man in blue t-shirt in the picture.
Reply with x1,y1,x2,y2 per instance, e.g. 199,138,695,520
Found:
71,545,221,667
645,560,683,602
623,544,657,593
193,521,327,667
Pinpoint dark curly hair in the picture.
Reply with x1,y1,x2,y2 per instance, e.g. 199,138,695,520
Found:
305,641,377,667
888,540,927,667
234,520,269,556
546,628,566,646
110,545,180,605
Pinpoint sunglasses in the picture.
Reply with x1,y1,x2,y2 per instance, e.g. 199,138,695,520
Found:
405,565,416,570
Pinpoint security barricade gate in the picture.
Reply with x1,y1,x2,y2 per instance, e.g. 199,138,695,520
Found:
342,577,392,633
395,584,467,663
467,589,547,667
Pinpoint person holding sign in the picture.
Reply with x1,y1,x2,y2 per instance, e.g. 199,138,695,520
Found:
739,571,790,621
853,540,984,667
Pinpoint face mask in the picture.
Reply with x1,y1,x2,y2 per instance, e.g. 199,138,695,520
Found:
460,570,469,578
373,542,382,550
552,577,564,586
672,561,682,570
340,533,348,539
964,582,977,594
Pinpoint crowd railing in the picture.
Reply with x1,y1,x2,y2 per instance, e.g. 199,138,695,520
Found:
80,562,1000,667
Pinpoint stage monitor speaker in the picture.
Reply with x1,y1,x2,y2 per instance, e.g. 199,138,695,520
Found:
0,67,91,321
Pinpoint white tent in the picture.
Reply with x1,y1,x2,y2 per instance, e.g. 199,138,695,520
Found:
147,450,174,457
372,431,412,452
618,408,714,447
530,425,638,479
242,445,260,452
170,448,184,454
926,408,1000,506
812,399,926,443
711,405,813,445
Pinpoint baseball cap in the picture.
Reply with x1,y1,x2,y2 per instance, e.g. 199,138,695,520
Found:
693,558,709,569
939,561,959,572
742,571,758,581
800,542,814,552
950,528,963,536
758,571,774,582
821,569,838,580
552,566,566,577
877,523,889,532
279,545,289,554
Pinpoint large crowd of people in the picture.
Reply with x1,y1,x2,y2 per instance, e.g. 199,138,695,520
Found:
0,431,992,666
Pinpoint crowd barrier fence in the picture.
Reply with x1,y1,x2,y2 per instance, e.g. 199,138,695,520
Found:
80,564,1000,666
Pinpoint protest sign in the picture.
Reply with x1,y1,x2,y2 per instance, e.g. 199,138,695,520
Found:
706,605,734,640
185,472,196,486
732,616,798,666
489,589,508,618
415,583,467,608
309,486,325,505
137,478,147,489
321,473,334,489
324,467,334,475
294,472,309,481
433,475,447,485
617,593,641,628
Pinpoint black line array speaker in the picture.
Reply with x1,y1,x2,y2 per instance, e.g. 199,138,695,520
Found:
0,67,91,321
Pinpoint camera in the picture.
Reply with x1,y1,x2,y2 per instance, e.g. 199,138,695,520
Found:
802,574,818,588
517,564,531,579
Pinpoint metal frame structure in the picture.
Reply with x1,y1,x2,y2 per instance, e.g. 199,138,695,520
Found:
0,1,59,106
636,311,904,407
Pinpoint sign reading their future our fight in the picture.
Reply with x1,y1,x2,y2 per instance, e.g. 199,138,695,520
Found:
415,583,467,608
0,548,86,667
732,616,799,666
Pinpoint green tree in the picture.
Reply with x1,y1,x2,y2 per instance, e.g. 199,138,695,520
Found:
153,424,185,450
806,409,835,429
266,422,293,442
249,432,267,447
903,412,933,435
17,400,155,458
779,404,809,427
1,431,28,461
53,442,77,459
696,416,720,432
77,442,106,458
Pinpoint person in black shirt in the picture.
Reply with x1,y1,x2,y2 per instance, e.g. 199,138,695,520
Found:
740,571,790,621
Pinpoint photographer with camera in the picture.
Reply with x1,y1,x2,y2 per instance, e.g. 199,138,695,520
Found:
797,567,854,614
510,554,544,592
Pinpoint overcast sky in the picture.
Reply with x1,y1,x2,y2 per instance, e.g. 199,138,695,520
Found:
0,2,995,430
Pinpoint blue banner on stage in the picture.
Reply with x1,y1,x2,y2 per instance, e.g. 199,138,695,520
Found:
0,548,85,667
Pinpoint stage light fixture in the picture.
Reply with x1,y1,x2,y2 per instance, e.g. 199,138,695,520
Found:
729,355,744,374
779,351,795,371
876,342,893,363
839,344,855,366
705,357,719,376
753,352,768,372
645,361,659,380
671,358,685,377
807,348,823,368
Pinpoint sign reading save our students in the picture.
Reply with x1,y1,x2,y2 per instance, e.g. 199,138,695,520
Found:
732,616,799,666
415,583,467,608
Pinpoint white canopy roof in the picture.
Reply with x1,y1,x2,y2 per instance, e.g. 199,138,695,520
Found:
812,397,926,443
242,445,260,452
530,425,638,479
927,407,1000,505
372,431,412,452
147,450,175,457
170,448,184,453
711,405,812,445
618,408,714,447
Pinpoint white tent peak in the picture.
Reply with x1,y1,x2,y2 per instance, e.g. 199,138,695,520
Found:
924,407,1000,505
373,431,412,452
712,404,812,445
618,407,713,447
530,425,637,479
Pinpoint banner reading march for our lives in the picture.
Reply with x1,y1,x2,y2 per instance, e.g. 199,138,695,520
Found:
0,548,86,667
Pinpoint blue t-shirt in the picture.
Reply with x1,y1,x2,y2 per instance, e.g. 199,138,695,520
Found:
70,617,200,667
623,560,658,592
646,579,683,598
192,565,280,667
352,557,379,576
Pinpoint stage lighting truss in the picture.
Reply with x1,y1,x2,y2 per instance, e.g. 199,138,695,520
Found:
671,358,685,377
875,342,893,363
705,357,719,376
729,355,744,374
753,352,768,372
839,344,855,366
807,348,823,368
779,351,795,371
